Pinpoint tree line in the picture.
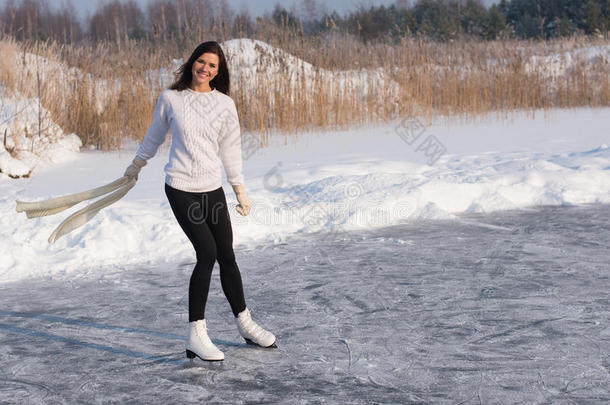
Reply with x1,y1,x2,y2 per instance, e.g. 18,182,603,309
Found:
0,0,608,45
307,0,610,41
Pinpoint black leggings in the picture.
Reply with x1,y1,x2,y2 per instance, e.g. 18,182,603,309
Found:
164,183,247,321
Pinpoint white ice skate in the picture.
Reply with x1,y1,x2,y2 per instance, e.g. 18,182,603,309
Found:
186,319,224,361
236,308,277,348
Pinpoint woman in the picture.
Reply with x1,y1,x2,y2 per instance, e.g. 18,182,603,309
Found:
123,41,277,362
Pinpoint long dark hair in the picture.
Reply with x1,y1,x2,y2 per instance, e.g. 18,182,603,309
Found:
170,41,230,95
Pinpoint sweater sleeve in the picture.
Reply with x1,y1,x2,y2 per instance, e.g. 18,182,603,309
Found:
218,99,245,186
136,90,171,161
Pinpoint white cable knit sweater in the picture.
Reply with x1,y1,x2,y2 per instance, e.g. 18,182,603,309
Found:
136,87,244,192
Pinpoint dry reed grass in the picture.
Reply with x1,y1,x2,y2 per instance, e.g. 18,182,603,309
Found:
0,32,608,152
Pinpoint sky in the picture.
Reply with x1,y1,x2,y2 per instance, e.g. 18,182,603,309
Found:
5,0,499,22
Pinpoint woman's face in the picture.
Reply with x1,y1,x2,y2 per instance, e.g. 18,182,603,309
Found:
191,52,219,89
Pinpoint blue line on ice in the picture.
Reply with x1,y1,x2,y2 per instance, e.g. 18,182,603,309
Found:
0,322,183,365
0,310,184,340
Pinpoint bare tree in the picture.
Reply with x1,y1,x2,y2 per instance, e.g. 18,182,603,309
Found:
299,0,329,25
147,0,179,41
176,0,216,40
233,5,253,38
87,0,145,47
1,0,42,41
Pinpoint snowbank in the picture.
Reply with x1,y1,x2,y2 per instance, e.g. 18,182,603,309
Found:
15,49,112,114
525,44,610,78
0,87,81,177
1,107,609,283
151,38,400,102
223,38,399,100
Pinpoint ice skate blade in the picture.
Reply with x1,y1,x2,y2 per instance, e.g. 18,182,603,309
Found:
185,349,224,362
244,338,278,349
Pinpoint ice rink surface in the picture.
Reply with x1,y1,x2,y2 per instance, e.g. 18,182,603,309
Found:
1,204,609,404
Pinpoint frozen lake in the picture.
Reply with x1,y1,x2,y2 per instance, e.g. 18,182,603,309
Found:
1,204,609,404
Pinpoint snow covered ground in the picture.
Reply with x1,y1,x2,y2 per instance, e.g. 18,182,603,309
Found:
1,107,608,283
525,44,610,78
0,86,82,177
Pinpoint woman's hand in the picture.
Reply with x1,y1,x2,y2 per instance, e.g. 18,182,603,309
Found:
232,184,251,216
124,156,147,181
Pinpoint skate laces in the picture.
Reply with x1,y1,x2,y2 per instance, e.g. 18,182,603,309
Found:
195,320,211,341
240,310,267,340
